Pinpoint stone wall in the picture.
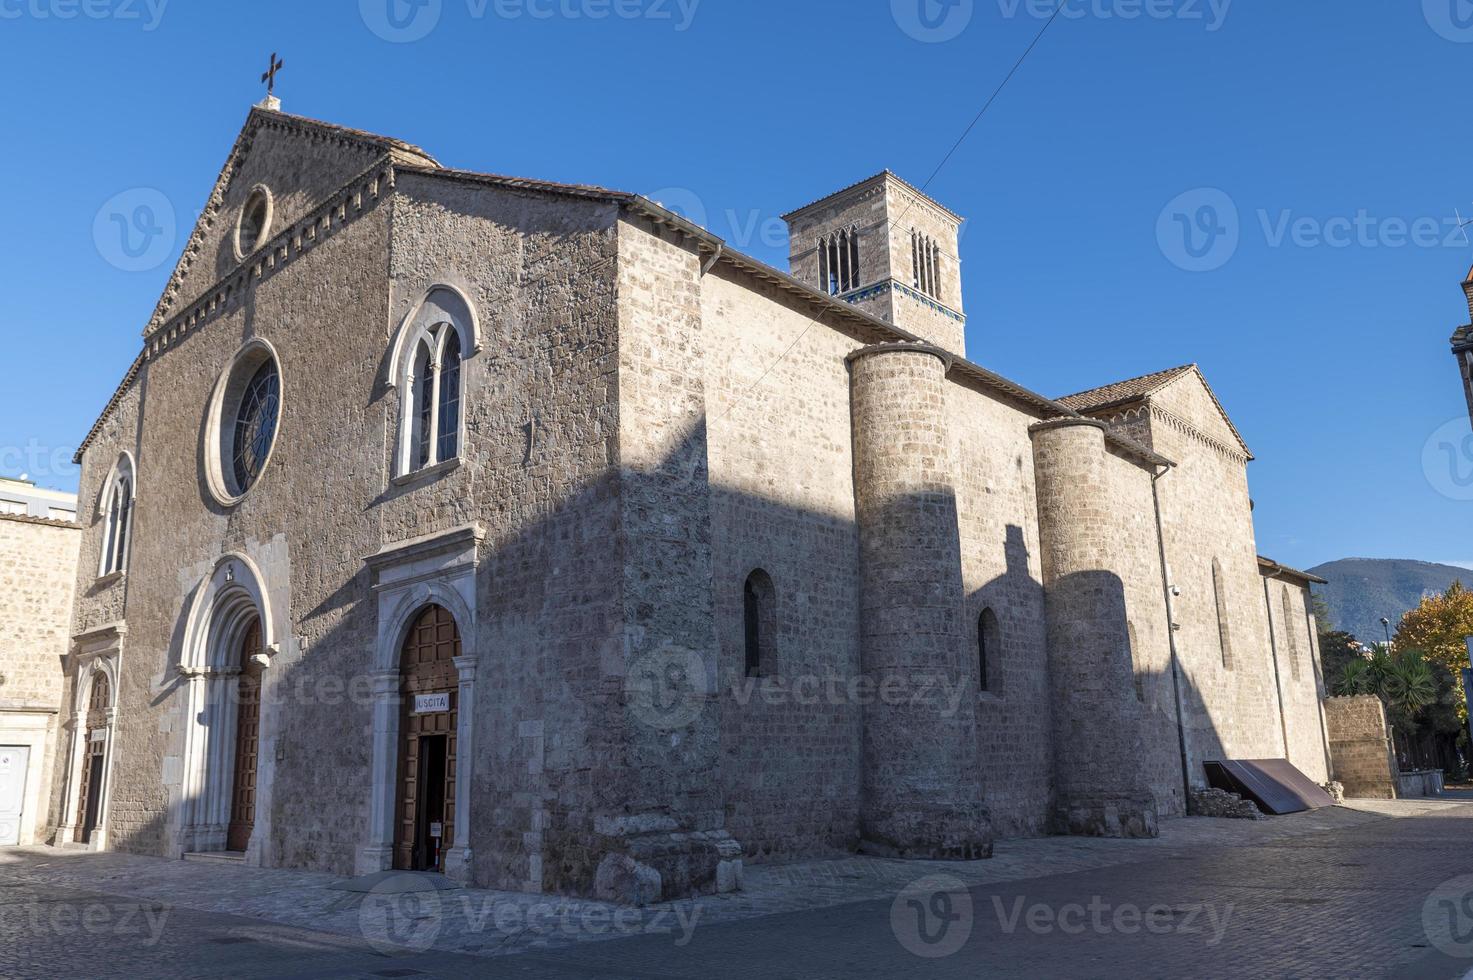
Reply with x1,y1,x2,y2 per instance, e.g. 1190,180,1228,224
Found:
0,513,79,845
0,515,79,708
1262,578,1332,783
1130,377,1286,785
1324,695,1397,799
701,266,865,862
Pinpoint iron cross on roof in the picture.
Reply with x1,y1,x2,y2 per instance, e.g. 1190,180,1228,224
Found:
261,52,284,97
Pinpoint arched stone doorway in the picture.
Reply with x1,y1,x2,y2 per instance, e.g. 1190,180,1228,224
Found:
360,530,480,882
394,605,460,872
74,673,112,845
175,554,277,860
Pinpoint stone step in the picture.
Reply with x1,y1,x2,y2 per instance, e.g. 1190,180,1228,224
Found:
182,851,246,865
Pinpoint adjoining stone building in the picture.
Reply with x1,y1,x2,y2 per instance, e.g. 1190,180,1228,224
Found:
49,101,1331,901
0,477,79,847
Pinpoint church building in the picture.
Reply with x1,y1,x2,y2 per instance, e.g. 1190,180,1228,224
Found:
49,99,1331,902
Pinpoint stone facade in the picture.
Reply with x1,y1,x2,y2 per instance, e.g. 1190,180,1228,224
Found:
0,509,80,846
49,105,1335,901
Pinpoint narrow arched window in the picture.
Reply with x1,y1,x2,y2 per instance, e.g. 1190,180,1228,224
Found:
1281,586,1301,681
1128,621,1144,702
977,607,1001,695
100,456,134,577
437,330,462,462
412,340,435,471
743,569,776,677
391,287,477,481
1211,559,1234,670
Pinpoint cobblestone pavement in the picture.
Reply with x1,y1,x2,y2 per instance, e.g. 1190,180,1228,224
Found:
4,798,1473,978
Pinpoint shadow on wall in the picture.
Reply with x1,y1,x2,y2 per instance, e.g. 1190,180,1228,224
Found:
67,415,1245,895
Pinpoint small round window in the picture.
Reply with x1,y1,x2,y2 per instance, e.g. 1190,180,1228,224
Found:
205,341,283,505
235,186,273,258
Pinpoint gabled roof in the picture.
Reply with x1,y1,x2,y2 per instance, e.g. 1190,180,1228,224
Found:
1057,364,1252,460
1258,556,1328,586
76,109,1170,473
780,169,964,224
1056,364,1197,413
140,107,439,340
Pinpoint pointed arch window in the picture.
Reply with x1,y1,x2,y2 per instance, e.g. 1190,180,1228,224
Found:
403,324,465,475
1211,559,1234,670
1281,586,1302,681
911,230,942,299
391,287,478,480
817,227,861,296
99,455,135,577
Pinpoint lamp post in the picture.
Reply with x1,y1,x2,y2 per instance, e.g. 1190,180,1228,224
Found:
1381,617,1392,653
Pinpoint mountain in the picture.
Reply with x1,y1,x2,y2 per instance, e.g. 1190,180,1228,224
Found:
1307,559,1470,643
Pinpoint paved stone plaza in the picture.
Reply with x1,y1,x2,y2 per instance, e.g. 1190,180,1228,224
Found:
4,798,1473,978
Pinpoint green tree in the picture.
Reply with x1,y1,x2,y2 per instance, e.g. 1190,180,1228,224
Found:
1393,581,1473,717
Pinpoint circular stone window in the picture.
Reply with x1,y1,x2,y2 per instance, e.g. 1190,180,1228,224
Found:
205,341,282,505
234,185,273,259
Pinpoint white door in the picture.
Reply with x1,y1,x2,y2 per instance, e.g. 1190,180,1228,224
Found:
0,746,30,845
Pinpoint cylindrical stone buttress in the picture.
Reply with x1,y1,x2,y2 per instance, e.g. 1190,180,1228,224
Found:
848,342,991,859
1029,417,1158,838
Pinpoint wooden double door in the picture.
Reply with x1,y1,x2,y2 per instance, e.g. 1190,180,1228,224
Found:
227,620,263,853
393,605,460,873
74,674,111,845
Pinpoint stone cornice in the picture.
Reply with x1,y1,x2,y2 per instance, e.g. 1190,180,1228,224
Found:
1105,404,1249,465
75,161,396,463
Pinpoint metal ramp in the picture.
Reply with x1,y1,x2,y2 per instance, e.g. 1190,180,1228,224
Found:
1203,759,1337,815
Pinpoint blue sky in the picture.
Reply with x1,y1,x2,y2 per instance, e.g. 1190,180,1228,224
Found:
2,0,1470,572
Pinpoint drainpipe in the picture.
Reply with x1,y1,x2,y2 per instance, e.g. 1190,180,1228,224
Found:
1149,463,1193,808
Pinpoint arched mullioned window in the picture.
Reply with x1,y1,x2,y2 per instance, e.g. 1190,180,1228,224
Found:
1211,559,1234,670
977,608,1001,695
818,227,861,296
1281,586,1302,681
99,455,135,577
406,326,463,472
911,230,942,299
743,569,776,678
390,287,477,479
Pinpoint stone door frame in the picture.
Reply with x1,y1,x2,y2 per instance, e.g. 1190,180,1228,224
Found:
359,523,482,883
173,553,280,863
56,622,124,851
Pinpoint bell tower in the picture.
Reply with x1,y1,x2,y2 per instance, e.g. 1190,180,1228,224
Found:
783,171,966,356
